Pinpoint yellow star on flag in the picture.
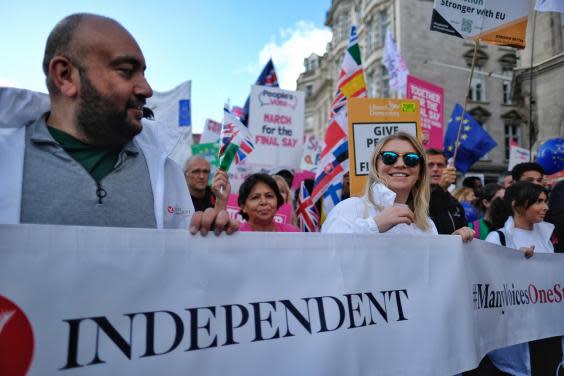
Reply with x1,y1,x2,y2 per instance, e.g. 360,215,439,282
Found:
461,134,468,140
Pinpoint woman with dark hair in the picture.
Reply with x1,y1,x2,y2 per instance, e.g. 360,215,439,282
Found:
468,183,505,240
238,173,299,232
483,181,554,375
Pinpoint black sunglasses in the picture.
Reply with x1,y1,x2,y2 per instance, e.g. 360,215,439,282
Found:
379,151,422,167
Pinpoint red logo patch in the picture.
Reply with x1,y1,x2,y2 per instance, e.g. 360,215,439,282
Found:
0,295,34,376
167,206,175,214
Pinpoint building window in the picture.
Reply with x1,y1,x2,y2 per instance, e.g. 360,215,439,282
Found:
469,68,486,102
380,64,390,98
342,11,350,40
502,69,513,105
504,121,520,160
334,14,342,42
367,71,377,97
367,21,377,52
379,9,390,46
306,84,313,98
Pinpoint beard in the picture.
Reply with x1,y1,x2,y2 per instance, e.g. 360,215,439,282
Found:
76,70,143,148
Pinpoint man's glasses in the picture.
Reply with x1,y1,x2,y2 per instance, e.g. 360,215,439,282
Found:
379,151,422,167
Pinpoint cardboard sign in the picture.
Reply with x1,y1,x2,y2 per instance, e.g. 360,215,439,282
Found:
348,98,421,197
430,0,529,49
406,75,444,150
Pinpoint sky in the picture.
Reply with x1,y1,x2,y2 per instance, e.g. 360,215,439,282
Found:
0,1,332,133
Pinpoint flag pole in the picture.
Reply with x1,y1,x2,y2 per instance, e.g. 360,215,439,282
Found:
452,39,480,164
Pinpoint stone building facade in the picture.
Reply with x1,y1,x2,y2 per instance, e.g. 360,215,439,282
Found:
297,0,563,182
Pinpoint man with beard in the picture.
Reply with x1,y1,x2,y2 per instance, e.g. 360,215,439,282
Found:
426,149,467,234
0,13,237,235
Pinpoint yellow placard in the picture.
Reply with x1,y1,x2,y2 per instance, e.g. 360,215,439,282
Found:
348,98,421,197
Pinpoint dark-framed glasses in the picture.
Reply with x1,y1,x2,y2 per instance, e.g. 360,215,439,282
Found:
379,151,422,167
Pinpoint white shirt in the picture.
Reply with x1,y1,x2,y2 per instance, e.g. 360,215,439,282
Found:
322,183,437,235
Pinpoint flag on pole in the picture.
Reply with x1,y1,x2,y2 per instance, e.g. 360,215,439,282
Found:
444,104,497,173
312,26,367,215
535,0,564,12
383,28,409,96
218,107,255,171
238,59,279,125
296,182,320,232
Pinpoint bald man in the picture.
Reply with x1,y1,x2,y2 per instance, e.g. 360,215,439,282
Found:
0,13,236,235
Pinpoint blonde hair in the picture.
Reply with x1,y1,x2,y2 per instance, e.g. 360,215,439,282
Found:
453,187,474,202
272,175,291,204
364,132,431,231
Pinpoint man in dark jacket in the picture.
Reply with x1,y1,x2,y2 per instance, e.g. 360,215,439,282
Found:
426,149,467,234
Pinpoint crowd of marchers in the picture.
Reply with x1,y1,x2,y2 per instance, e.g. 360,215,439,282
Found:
2,13,563,376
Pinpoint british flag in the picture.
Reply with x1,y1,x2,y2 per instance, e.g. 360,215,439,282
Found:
239,59,279,125
235,137,254,164
297,182,320,232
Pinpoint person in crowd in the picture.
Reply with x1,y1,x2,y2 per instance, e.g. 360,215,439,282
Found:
238,173,299,232
452,187,480,223
272,174,298,227
0,13,236,235
322,132,473,241
426,148,468,234
511,162,544,186
341,171,350,200
502,173,513,188
462,176,483,198
274,169,294,190
484,181,558,376
184,156,229,211
547,179,564,253
468,183,505,240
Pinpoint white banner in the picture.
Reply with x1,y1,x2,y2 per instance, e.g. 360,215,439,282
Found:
147,81,192,168
200,118,222,144
1,224,563,376
508,144,531,171
247,86,305,171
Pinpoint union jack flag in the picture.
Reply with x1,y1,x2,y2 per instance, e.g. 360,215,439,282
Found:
219,119,238,156
235,137,254,164
297,182,320,232
240,59,279,125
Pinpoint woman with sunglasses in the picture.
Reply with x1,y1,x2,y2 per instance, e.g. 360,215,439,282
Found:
322,132,473,241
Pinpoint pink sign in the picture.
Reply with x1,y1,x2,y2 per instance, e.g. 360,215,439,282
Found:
226,194,292,224
406,75,444,150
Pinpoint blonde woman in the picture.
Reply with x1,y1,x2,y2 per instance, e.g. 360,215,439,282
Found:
322,132,473,241
272,174,298,226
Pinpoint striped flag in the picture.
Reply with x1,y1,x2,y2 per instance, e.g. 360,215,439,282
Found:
312,26,367,215
218,107,255,171
297,182,320,232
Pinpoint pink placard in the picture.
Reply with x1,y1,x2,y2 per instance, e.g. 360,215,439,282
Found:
226,194,292,224
406,75,444,150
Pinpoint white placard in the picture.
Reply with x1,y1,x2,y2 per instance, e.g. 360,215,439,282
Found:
246,86,305,171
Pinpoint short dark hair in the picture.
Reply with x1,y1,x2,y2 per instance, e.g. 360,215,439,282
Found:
506,181,546,211
511,162,544,181
43,14,86,94
274,169,294,188
462,176,482,188
238,173,284,220
425,148,447,163
476,183,503,212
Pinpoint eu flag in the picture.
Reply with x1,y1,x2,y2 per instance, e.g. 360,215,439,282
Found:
444,104,497,173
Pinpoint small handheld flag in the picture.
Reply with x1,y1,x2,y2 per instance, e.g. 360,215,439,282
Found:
218,107,255,171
